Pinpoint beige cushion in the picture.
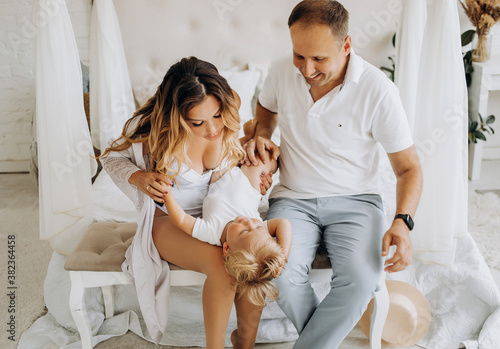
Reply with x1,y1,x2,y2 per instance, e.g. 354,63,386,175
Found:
64,222,136,272
64,221,186,272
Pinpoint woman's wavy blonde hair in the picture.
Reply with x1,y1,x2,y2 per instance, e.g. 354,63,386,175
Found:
100,56,245,179
223,238,287,307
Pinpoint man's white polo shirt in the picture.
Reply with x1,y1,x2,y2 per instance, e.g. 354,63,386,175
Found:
259,50,413,199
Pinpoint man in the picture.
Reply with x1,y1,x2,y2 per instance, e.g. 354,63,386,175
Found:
243,1,423,348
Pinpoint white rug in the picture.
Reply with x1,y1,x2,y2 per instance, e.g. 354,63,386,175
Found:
468,191,500,269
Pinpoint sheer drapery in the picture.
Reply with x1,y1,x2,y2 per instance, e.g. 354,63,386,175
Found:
35,0,97,255
394,0,426,131
396,0,468,265
90,0,135,150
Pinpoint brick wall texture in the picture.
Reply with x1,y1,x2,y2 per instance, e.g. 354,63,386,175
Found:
0,0,90,168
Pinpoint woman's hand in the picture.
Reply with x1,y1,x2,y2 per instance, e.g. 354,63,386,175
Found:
129,170,172,203
259,171,273,195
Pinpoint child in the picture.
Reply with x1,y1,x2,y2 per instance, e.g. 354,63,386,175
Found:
162,149,292,307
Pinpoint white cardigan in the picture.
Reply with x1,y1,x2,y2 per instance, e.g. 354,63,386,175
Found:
101,142,170,344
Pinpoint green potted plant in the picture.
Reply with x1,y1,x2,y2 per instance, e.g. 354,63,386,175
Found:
469,113,496,143
461,29,497,179
461,29,476,86
380,33,396,82
468,112,496,180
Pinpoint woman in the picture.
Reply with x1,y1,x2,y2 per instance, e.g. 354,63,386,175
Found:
100,57,272,349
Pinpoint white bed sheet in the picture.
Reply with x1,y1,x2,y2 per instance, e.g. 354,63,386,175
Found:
19,235,500,348
19,168,500,348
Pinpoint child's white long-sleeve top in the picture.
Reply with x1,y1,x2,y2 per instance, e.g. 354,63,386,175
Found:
192,167,262,245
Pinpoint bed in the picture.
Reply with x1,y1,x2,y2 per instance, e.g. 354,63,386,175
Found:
20,0,500,348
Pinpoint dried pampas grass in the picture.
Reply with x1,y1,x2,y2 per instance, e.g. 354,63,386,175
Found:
459,0,500,60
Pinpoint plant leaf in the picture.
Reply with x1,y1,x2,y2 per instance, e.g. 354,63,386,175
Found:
486,115,495,124
470,121,478,131
392,33,396,48
461,29,476,46
476,132,487,141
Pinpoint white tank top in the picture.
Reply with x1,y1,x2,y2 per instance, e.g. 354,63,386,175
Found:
158,162,212,218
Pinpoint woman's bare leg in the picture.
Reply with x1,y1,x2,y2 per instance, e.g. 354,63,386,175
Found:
152,214,235,349
231,293,265,349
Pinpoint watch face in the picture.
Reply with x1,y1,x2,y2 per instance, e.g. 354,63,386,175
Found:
406,215,414,230
395,214,414,231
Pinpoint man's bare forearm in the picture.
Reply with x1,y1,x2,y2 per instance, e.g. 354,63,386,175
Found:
394,167,423,218
254,102,278,140
390,146,423,219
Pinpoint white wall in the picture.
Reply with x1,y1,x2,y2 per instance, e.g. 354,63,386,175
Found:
485,89,500,159
0,0,91,172
0,0,498,173
0,0,400,173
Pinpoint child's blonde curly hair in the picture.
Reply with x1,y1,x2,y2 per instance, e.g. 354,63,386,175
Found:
222,238,287,307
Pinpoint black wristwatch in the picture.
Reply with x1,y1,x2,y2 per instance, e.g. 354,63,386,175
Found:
394,214,414,231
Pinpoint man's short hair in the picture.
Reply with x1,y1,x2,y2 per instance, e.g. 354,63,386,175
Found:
288,0,349,45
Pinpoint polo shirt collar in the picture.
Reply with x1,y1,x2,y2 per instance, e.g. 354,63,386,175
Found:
293,48,365,88
344,49,364,85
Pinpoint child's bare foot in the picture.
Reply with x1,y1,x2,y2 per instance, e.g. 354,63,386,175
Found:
243,119,257,138
239,119,258,145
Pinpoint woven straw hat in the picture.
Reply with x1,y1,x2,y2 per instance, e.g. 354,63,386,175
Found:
358,280,431,347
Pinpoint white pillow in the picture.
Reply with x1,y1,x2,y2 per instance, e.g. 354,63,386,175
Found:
219,67,261,124
92,169,137,223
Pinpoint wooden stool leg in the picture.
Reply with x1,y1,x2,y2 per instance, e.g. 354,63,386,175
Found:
69,271,94,349
369,273,389,349
101,285,115,319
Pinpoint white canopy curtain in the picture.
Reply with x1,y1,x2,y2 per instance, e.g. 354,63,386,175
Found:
395,0,468,265
89,0,135,151
35,0,97,255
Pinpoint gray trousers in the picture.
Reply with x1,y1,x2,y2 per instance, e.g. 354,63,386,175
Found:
267,194,386,349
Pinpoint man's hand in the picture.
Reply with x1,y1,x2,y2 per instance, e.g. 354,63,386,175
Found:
381,220,412,273
243,136,279,166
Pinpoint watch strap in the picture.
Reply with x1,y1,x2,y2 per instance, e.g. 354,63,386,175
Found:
394,214,414,231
